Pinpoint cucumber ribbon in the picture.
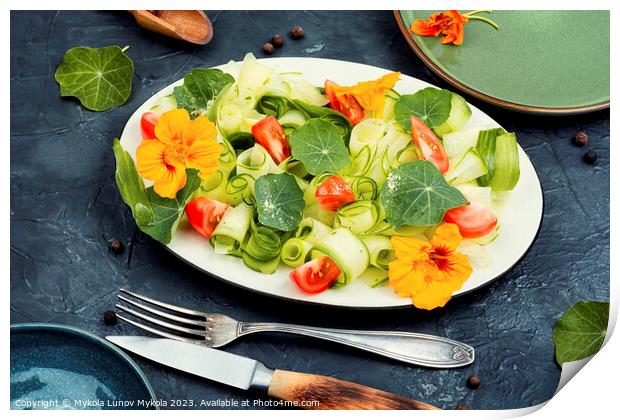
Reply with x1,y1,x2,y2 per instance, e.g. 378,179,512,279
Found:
241,220,283,274
311,227,369,287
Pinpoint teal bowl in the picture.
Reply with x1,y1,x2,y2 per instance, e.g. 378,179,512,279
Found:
10,323,157,410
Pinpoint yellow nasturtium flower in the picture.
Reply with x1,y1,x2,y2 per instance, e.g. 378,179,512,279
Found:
388,223,472,310
331,72,401,112
136,109,220,199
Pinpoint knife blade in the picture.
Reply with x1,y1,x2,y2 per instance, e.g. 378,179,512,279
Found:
106,336,272,390
106,335,439,410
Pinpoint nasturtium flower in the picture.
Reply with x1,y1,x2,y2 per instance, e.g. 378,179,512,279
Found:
137,109,220,199
331,72,401,112
388,223,472,310
411,10,499,46
412,10,468,45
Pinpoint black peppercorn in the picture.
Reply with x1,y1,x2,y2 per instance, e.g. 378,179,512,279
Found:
271,34,284,48
583,149,597,164
573,131,588,147
291,25,305,39
103,310,118,326
110,239,124,254
455,403,469,410
262,42,274,55
467,375,481,389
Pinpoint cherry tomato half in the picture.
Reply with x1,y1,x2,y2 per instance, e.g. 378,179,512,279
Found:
410,115,449,174
324,80,365,125
290,256,342,294
251,116,291,164
140,112,159,140
185,197,230,239
444,199,498,238
315,175,356,212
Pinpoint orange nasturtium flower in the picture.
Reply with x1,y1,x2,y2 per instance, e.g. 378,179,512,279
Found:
331,72,401,112
137,109,221,199
388,223,472,310
410,10,499,46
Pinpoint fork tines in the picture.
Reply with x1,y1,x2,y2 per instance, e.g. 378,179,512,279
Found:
115,289,210,344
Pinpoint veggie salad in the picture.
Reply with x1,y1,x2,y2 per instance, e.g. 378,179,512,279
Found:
114,53,521,310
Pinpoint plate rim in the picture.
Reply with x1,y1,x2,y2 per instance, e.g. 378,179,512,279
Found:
393,10,610,116
10,323,158,405
120,56,544,310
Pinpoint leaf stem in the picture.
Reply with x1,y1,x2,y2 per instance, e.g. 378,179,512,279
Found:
121,45,130,53
464,10,492,17
467,15,500,30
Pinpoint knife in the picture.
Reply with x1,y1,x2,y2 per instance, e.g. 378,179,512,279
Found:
107,336,439,410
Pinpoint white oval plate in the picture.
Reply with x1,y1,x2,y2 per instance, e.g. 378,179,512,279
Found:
120,57,543,309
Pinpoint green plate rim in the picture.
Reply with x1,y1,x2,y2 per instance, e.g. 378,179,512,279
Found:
394,10,610,115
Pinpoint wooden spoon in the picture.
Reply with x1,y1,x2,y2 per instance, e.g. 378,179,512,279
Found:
129,10,213,45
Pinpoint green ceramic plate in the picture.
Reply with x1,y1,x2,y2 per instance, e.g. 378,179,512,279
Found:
395,10,610,114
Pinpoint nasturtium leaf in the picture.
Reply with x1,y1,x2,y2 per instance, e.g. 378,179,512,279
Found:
289,119,351,176
292,100,352,142
140,169,202,244
256,96,352,143
112,140,201,244
552,300,609,366
380,160,467,227
54,46,134,111
112,139,154,227
254,173,305,231
394,87,452,132
173,68,234,118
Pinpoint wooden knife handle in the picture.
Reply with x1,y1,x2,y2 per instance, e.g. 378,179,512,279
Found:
267,369,440,410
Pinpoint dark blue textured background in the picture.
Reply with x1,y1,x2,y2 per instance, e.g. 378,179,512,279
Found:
10,11,610,410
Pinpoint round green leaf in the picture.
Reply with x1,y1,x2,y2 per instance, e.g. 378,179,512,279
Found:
380,160,467,227
553,300,609,366
255,173,305,231
54,46,134,111
394,87,452,132
173,68,235,118
289,119,351,176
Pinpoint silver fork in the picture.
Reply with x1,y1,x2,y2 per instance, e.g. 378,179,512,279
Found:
115,289,474,368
